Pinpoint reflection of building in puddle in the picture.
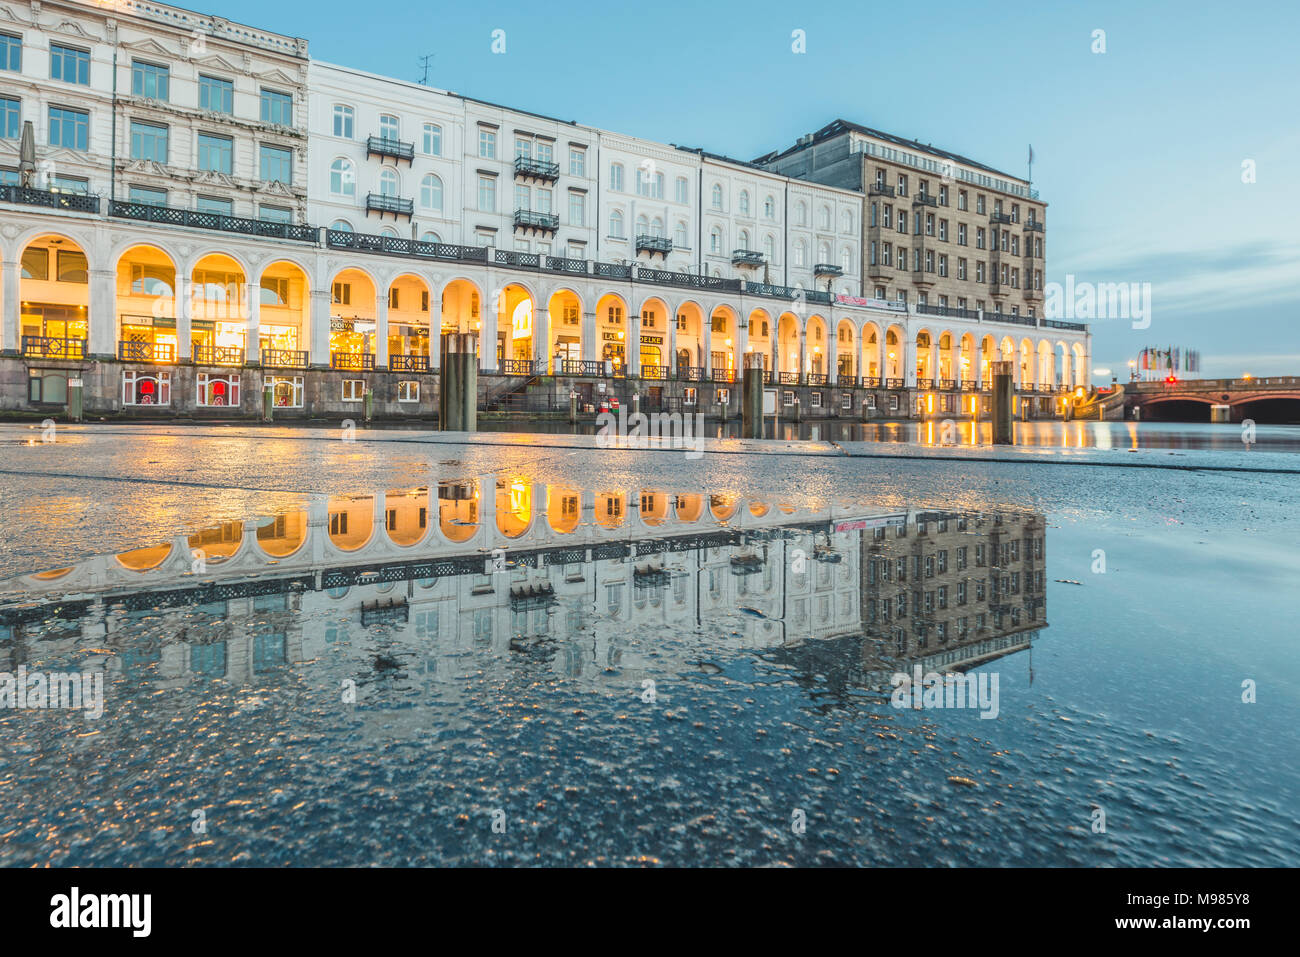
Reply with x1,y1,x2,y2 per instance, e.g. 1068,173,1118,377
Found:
0,484,1046,703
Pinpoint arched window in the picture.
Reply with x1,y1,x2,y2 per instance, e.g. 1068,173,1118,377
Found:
609,209,624,237
379,114,399,142
841,209,853,233
675,176,688,203
710,226,723,254
840,246,853,273
420,173,443,211
739,190,750,216
738,228,750,250
330,219,353,232
763,195,775,219
420,230,441,243
793,239,807,266
381,227,399,238
651,216,664,237
711,184,723,209
794,201,807,226
423,123,442,156
818,241,831,263
819,205,831,229
674,222,688,248
330,158,355,197
636,214,649,236
379,168,399,197
763,235,775,260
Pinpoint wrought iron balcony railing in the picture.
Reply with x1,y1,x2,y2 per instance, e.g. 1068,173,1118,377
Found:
331,351,375,371
731,248,764,267
637,234,674,256
1,184,100,213
325,229,488,264
495,249,541,269
366,193,414,218
813,262,844,277
118,340,174,363
912,194,939,207
868,183,896,197
389,354,430,372
514,156,560,181
110,201,319,242
193,345,244,366
513,208,559,232
22,335,87,359
366,135,415,163
1024,220,1045,232
262,349,308,369
989,212,1014,225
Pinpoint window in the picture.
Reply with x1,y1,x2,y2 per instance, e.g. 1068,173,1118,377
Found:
196,372,240,407
48,106,89,151
610,163,624,191
198,133,233,173
376,167,398,197
423,122,441,155
57,249,87,282
478,128,496,158
794,201,807,226
810,391,822,408
478,175,496,212
711,183,723,209
420,173,443,211
569,147,585,176
330,219,352,232
342,379,366,402
0,96,16,139
330,157,354,197
259,204,291,224
675,177,688,204
199,75,234,114
398,380,420,403
129,120,168,162
674,222,688,248
259,144,291,184
710,226,722,254
128,185,166,207
122,371,171,406
28,369,68,404
763,195,775,219
683,387,697,406
260,88,293,126
333,104,354,138
269,375,304,408
195,196,232,216
738,190,750,216
568,191,585,226
131,60,169,100
793,239,806,267
0,31,20,72
609,209,624,238
50,44,89,85
21,247,47,280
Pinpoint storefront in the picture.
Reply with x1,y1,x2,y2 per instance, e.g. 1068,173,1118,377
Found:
119,314,177,361
330,317,375,358
20,303,88,344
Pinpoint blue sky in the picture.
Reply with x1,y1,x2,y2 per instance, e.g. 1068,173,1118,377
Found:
225,0,1299,379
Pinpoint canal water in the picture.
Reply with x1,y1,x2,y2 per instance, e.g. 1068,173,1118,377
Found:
0,439,1296,867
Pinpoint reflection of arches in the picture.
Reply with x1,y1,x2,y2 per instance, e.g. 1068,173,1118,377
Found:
674,494,704,522
115,543,171,571
188,521,243,563
496,479,533,538
256,511,307,557
33,567,73,581
748,501,770,518
640,490,670,526
546,486,581,533
383,488,431,547
594,491,626,528
439,481,479,542
326,495,374,551
709,494,738,521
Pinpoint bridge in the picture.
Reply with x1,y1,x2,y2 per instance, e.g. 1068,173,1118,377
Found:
1125,377,1300,423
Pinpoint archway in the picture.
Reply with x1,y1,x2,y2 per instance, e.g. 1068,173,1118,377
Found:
497,282,536,371
860,322,881,382
387,273,432,369
709,305,739,378
835,318,856,379
547,289,583,371
116,244,176,361
596,292,629,373
257,259,307,363
637,296,671,375
777,312,802,380
328,267,377,368
18,233,90,358
675,301,705,376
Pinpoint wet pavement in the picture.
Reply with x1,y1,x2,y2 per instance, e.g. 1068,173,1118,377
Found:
0,423,1296,866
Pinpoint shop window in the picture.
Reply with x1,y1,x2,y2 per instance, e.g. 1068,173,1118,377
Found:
783,391,795,406
810,391,822,408
197,372,240,407
342,379,365,401
269,375,303,408
28,370,68,404
682,387,697,406
398,380,419,403
122,371,171,406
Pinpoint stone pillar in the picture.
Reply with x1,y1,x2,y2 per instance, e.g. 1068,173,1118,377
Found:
991,359,1013,445
243,282,261,364
175,276,192,361
441,332,477,432
89,268,115,359
533,297,550,374
480,280,498,374
309,288,330,368
741,351,765,439
375,292,389,370
626,308,640,377
1,257,19,355
668,313,678,378
582,310,597,363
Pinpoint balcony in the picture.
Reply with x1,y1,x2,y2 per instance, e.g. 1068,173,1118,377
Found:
193,344,244,366
912,194,939,208
495,249,541,269
389,354,430,373
1025,287,1043,302
1041,319,1087,332
989,212,1014,225
366,135,415,164
1,184,100,214
331,352,375,371
513,208,559,233
637,268,741,293
545,255,589,275
813,262,843,278
640,364,669,380
560,360,606,377
1024,220,1045,233
514,156,560,182
118,340,175,363
501,358,540,376
989,282,1010,297
731,248,764,267
868,183,896,197
110,201,319,243
326,229,488,265
262,348,308,369
366,193,414,219
22,335,87,360
637,234,674,257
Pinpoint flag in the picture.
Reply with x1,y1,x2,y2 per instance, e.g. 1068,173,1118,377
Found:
1028,144,1035,165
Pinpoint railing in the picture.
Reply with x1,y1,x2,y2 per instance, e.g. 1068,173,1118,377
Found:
886,377,905,389
806,373,829,386
118,340,175,363
988,311,1037,327
637,268,741,293
325,229,489,264
813,263,844,277
545,256,589,274
501,358,538,376
989,212,1014,225
514,156,560,181
514,209,560,231
640,364,669,380
912,194,939,207
916,302,980,321
593,261,632,279
836,374,858,388
805,289,833,304
710,368,736,383
389,354,430,372
331,352,375,371
778,371,800,385
1,184,100,213
110,201,318,242
560,360,606,376
679,366,704,381
868,183,896,197
262,349,308,369
22,335,87,359
960,379,978,391
366,193,414,217
743,280,800,300
939,378,957,391
193,345,244,366
366,135,415,163
1024,221,1045,232
861,376,881,388
731,248,764,266
1040,319,1087,332
495,249,541,269
638,235,674,255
